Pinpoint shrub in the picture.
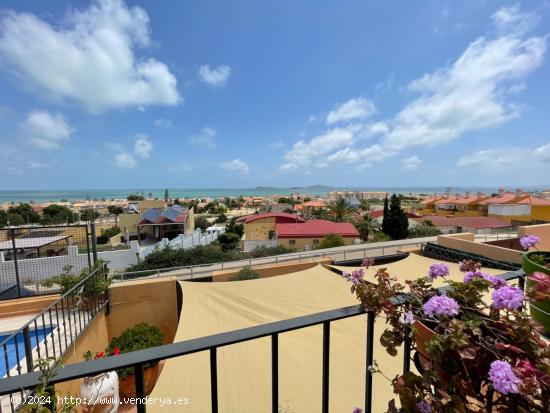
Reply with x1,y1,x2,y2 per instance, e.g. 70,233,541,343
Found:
41,265,81,294
195,216,210,231
126,244,242,272
107,323,163,378
217,232,241,251
230,266,260,281
41,261,110,297
247,245,295,258
318,233,345,249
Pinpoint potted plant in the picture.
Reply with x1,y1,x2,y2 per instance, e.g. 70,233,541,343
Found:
106,323,163,399
80,348,120,413
343,257,550,412
520,235,550,334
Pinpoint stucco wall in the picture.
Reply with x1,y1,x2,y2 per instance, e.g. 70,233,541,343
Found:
518,223,550,250
106,277,179,343
0,295,58,319
277,236,357,250
56,311,110,400
244,218,276,241
436,233,522,264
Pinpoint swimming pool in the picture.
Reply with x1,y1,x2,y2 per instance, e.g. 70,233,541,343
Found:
0,326,55,377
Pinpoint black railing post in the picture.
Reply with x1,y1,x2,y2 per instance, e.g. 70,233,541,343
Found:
90,223,98,264
518,272,525,291
22,326,33,373
364,311,375,413
10,229,22,298
322,321,330,413
134,363,146,413
210,348,218,413
271,334,279,413
102,264,110,315
85,224,93,268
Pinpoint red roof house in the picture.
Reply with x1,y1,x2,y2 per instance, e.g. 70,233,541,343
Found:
276,219,359,238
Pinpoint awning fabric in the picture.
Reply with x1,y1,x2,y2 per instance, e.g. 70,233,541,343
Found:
149,254,506,413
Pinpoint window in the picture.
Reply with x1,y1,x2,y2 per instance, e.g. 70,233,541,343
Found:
313,239,320,244
289,240,296,245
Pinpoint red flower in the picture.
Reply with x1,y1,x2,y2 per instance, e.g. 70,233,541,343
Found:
95,351,105,359
113,347,120,356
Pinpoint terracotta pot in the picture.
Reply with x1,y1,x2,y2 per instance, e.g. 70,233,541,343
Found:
80,371,119,413
522,251,550,335
413,319,434,372
118,364,159,399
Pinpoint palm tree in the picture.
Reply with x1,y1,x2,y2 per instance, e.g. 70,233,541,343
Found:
327,197,352,222
356,214,381,241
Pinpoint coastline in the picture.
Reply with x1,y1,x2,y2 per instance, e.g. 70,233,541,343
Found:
0,186,547,203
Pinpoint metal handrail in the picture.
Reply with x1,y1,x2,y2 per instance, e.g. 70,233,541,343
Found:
0,270,525,413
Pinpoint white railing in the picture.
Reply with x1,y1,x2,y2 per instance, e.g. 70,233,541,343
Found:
243,239,278,252
139,229,216,260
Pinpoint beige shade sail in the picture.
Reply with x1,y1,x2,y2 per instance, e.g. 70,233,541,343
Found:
149,254,507,413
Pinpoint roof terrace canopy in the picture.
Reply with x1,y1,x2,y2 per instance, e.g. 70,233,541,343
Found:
150,254,505,413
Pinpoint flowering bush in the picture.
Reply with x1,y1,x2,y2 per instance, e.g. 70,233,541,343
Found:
342,258,550,412
83,346,120,361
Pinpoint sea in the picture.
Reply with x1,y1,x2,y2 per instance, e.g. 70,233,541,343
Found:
0,186,547,203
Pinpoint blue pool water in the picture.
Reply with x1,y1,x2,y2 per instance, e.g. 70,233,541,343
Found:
0,327,54,377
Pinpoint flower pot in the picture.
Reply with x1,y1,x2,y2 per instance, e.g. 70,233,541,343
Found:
80,371,119,413
522,251,550,334
118,364,159,399
412,319,434,372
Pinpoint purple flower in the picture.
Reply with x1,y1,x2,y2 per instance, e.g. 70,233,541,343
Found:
341,269,364,286
488,360,520,394
463,271,507,289
352,408,363,413
362,257,375,268
428,262,450,280
423,295,459,318
416,401,432,413
492,285,523,310
399,310,415,325
520,235,540,250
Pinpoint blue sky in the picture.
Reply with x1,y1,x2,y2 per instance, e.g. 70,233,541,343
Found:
0,0,549,190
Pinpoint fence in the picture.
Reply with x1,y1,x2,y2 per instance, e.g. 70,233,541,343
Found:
0,261,109,385
114,238,434,282
138,229,219,260
0,270,524,413
0,225,94,299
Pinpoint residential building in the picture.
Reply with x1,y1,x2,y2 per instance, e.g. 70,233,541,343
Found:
328,191,388,200
237,212,304,242
275,219,360,249
415,216,512,234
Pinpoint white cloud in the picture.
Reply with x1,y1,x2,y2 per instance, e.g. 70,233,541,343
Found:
222,158,249,174
456,145,549,170
23,110,73,149
491,3,539,34
269,141,285,149
280,4,546,171
0,0,181,112
190,127,217,148
154,118,172,128
134,135,152,159
401,155,422,170
533,143,550,162
167,162,193,172
113,153,137,168
110,134,152,168
326,98,376,124
198,65,231,87
28,160,52,169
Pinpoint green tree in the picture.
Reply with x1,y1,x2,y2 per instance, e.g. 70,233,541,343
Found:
41,204,78,224
107,205,124,227
195,216,210,232
318,233,345,249
80,209,100,223
327,197,352,222
7,213,24,226
215,213,228,224
0,210,8,228
383,194,409,240
408,220,441,238
355,214,380,241
381,195,390,235
164,188,169,203
230,266,260,281
225,217,244,238
127,194,145,201
8,203,40,223
217,232,240,251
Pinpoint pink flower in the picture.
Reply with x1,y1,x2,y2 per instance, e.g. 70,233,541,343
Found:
362,257,375,268
423,295,459,318
428,263,449,280
491,285,523,310
488,360,520,394
520,235,540,250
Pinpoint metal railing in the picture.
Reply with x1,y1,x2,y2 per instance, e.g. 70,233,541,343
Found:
0,261,109,386
0,270,525,413
114,237,435,282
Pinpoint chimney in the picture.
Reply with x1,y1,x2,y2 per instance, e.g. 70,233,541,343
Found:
515,188,523,198
498,188,505,197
